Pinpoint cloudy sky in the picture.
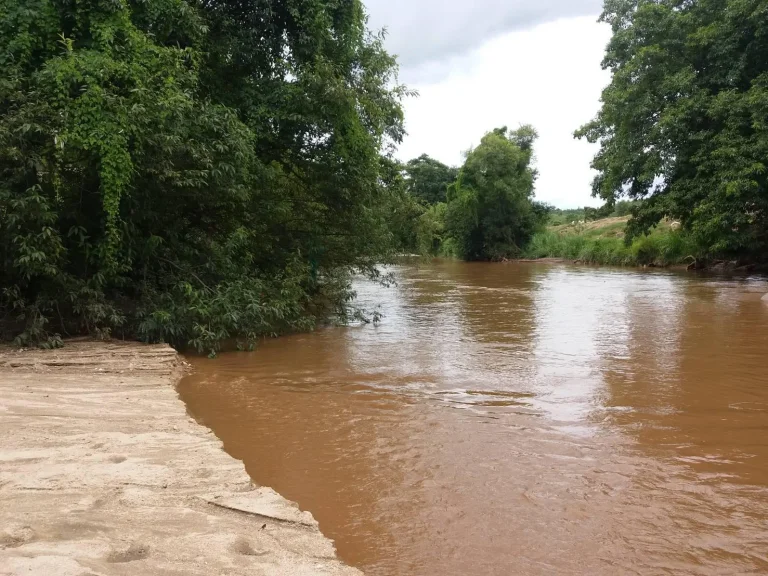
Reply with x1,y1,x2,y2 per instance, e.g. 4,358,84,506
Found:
365,0,612,208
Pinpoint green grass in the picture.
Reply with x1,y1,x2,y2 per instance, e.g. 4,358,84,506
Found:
523,223,699,267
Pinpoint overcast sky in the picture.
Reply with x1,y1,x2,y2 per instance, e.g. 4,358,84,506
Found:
365,0,611,208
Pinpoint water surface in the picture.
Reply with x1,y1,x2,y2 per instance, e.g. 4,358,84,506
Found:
179,262,768,575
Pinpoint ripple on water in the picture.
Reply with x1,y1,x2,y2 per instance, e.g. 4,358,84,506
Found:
180,262,768,576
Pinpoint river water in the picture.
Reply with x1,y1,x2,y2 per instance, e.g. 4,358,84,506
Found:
179,262,768,575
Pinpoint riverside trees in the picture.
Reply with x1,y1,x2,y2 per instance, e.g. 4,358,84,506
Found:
0,0,409,351
577,0,768,259
411,126,547,260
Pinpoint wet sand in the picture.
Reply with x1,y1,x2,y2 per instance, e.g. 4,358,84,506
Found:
0,340,359,576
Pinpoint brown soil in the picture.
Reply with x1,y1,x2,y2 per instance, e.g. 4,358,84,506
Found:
0,340,361,576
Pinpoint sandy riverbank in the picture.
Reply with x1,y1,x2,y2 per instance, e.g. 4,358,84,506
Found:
0,340,361,576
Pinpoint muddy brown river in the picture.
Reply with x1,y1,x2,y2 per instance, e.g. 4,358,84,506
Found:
179,262,768,575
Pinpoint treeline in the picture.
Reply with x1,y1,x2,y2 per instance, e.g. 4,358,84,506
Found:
393,1,768,268
577,0,768,261
0,0,545,352
3,0,767,350
473,0,768,268
386,126,549,260
0,0,409,352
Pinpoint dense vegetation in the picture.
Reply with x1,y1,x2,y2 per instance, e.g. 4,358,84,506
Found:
4,0,765,350
408,1,768,269
398,127,548,260
523,218,699,266
404,154,458,205
0,0,410,352
577,0,768,261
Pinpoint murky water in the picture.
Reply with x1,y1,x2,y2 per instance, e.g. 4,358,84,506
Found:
179,262,768,575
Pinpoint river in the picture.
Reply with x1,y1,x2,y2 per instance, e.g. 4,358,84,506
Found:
178,262,768,575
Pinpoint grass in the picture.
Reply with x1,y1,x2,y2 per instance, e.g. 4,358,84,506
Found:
523,218,699,267
551,216,631,238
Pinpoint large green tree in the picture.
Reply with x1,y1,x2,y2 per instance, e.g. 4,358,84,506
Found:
0,0,407,351
403,154,458,205
577,0,768,258
445,126,542,260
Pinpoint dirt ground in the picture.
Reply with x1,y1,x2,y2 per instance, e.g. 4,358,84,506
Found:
0,340,361,576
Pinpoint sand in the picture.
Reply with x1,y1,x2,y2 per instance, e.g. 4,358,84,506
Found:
0,340,361,576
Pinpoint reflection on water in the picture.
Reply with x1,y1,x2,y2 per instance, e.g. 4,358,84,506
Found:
179,262,768,575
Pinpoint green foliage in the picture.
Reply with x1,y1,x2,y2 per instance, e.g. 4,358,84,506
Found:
546,201,640,225
403,127,546,261
523,224,700,266
444,126,544,260
577,0,768,260
613,200,638,217
0,0,407,351
404,154,458,205
547,208,586,226
379,156,425,253
416,202,448,256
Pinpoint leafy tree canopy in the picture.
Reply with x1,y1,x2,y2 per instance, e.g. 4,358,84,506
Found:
404,154,458,205
577,0,768,257
0,0,407,352
445,126,544,260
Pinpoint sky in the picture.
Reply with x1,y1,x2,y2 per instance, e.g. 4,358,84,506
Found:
364,0,612,208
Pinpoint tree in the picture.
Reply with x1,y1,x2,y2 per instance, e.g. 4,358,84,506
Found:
444,126,542,260
0,0,407,351
577,0,768,258
613,200,638,217
416,202,448,256
404,154,458,205
379,156,425,253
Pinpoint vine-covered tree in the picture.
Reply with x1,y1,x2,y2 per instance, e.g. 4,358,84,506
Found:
577,0,768,258
0,0,408,351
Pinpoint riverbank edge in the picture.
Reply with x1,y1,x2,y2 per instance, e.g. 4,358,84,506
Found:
400,254,767,274
511,257,768,274
0,340,361,576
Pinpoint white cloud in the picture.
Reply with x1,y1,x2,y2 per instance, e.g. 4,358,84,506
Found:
366,0,602,73
394,16,612,208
